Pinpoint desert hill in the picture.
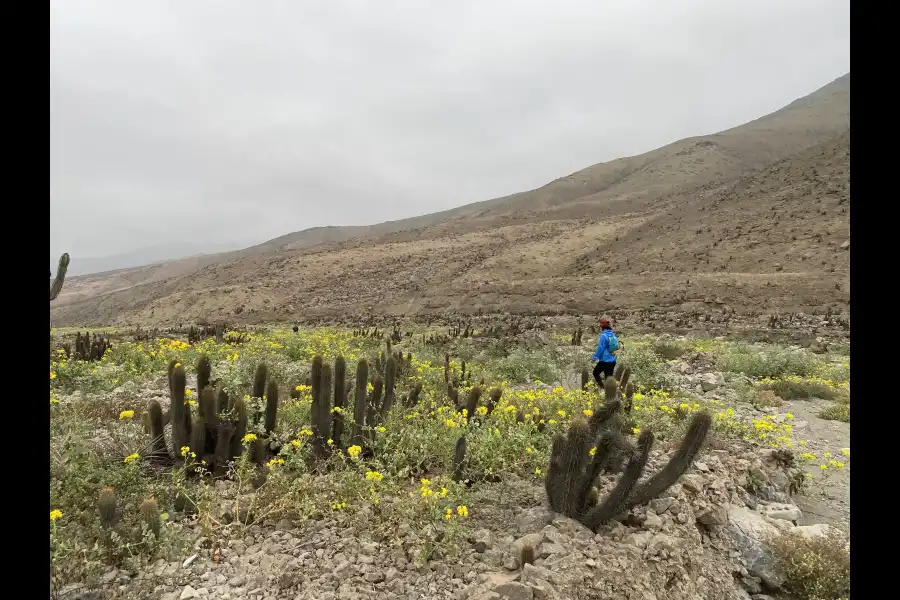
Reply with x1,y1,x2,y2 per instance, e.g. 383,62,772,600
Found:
51,74,850,326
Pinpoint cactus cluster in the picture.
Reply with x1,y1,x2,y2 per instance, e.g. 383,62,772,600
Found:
94,487,164,542
144,356,269,476
63,331,111,362
571,328,584,346
544,398,712,532
188,322,227,344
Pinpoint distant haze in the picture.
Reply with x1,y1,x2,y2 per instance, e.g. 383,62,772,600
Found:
50,0,850,273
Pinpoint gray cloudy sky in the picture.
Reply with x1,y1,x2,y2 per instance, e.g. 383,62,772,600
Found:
50,0,849,264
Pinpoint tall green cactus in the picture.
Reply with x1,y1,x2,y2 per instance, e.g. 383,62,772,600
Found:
333,356,347,448
545,409,712,532
623,411,713,510
169,364,189,454
351,359,369,448
196,356,211,399
264,380,279,435
452,435,467,482
313,362,332,460
382,356,397,415
465,386,482,420
148,400,169,460
98,487,119,529
230,397,248,460
49,253,70,302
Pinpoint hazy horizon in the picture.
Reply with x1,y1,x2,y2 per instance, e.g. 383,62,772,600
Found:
51,0,850,267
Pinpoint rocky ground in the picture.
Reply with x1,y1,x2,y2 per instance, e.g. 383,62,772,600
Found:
56,345,849,600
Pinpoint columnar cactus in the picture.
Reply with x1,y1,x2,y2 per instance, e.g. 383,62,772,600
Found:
98,487,119,529
50,253,70,330
544,407,712,532
139,498,162,538
332,356,347,447
148,400,169,459
351,359,369,448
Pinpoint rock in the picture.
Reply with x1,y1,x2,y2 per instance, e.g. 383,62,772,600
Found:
275,518,294,531
648,497,676,514
699,373,721,392
643,512,663,530
840,240,850,250
512,533,543,557
364,572,385,584
493,581,534,600
726,505,785,589
516,507,553,534
182,554,198,569
384,567,399,582
697,505,728,528
471,529,494,553
761,504,801,522
682,474,705,494
180,586,200,600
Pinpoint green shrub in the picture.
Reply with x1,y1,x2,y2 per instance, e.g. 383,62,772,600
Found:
716,344,817,379
771,529,850,600
617,344,668,390
764,379,838,401
819,400,850,423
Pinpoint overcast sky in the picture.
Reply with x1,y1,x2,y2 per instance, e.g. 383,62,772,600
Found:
50,0,849,263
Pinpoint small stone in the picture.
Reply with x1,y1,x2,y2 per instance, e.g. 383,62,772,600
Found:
694,461,710,473
682,474,705,493
180,586,200,600
649,498,676,514
471,529,494,553
761,504,802,522
493,581,534,600
643,512,663,530
365,572,386,584
516,507,554,534
182,554,198,569
275,518,294,531
697,505,728,528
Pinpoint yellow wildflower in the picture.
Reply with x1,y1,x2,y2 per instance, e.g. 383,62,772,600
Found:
456,505,469,517
50,509,63,522
119,410,135,420
242,433,258,444
291,439,302,448
365,471,384,482
123,453,140,464
583,409,593,417
347,445,362,459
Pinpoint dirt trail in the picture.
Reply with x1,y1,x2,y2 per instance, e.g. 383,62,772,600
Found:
782,398,850,531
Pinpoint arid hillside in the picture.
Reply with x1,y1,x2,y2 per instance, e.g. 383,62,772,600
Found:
52,74,850,327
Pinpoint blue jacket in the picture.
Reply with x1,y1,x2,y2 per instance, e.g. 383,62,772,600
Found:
591,329,617,363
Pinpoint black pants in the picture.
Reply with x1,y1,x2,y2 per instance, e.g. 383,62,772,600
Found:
593,361,615,386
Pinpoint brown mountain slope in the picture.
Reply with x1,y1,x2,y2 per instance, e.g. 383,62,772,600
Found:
52,75,850,326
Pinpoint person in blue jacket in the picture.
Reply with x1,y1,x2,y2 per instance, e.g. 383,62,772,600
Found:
591,316,621,386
